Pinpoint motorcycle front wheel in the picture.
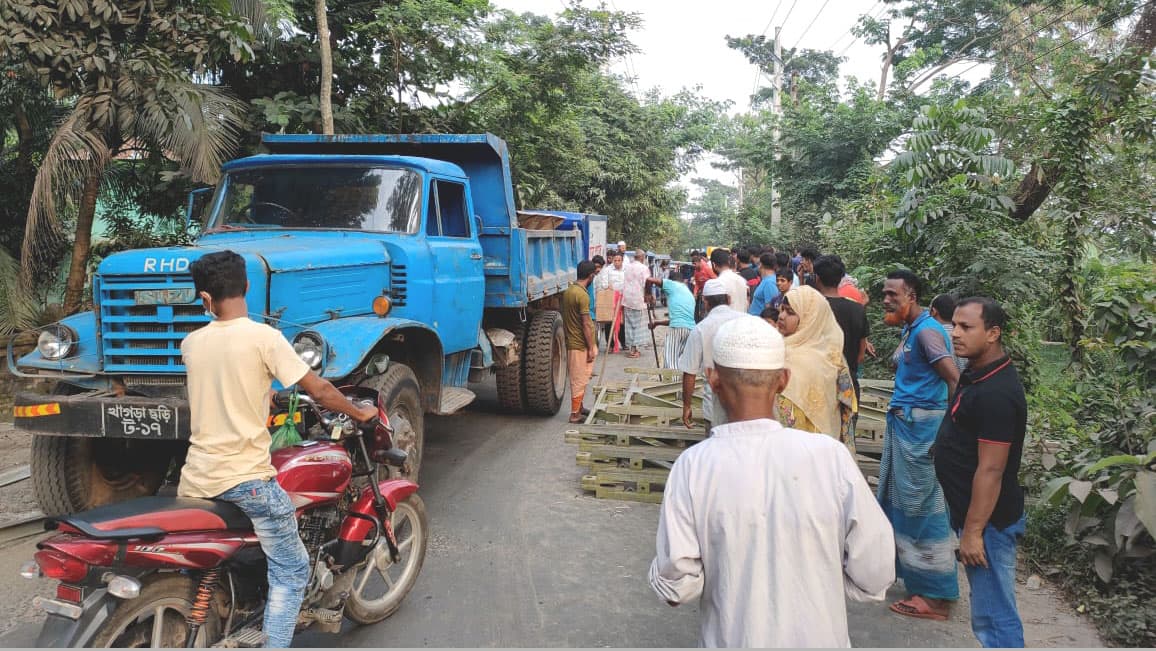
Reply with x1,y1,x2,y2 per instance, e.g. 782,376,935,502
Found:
344,494,429,624
89,574,221,647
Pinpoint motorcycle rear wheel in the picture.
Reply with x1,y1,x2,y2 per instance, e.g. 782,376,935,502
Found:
89,574,221,648
344,494,429,625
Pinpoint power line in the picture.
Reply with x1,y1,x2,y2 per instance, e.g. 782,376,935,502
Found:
607,0,643,97
941,4,1097,84
790,0,834,52
825,1,884,54
757,0,785,42
779,0,801,30
750,0,787,104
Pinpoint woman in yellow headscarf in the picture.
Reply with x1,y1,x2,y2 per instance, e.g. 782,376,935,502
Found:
775,285,858,452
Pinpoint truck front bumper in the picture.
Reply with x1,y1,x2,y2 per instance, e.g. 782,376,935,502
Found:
14,392,191,440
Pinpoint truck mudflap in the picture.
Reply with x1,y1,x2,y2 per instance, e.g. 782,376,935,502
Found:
14,392,191,440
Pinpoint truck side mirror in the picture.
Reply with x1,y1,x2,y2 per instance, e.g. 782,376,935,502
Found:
186,187,215,230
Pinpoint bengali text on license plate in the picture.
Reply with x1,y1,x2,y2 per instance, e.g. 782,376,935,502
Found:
134,288,196,305
101,403,180,439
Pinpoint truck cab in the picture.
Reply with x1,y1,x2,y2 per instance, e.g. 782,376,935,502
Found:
11,134,581,516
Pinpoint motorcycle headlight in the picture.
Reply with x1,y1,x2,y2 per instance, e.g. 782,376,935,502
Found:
37,325,77,361
292,332,327,371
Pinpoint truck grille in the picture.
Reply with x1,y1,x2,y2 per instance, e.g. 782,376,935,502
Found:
98,274,209,373
390,264,408,307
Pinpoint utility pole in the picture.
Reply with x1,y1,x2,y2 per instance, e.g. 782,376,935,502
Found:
771,26,782,228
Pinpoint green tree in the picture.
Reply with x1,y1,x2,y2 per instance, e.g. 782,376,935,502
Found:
0,0,256,313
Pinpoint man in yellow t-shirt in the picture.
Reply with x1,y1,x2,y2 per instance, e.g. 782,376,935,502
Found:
182,251,377,647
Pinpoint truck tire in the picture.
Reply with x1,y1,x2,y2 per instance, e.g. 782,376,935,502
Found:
494,324,527,413
32,436,171,517
523,310,567,415
361,363,425,481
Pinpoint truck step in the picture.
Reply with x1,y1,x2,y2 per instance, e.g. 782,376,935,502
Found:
435,387,476,415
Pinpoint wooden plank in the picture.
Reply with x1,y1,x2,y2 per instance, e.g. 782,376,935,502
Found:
576,423,706,441
0,464,31,487
593,486,663,504
604,404,695,419
576,442,685,463
592,467,671,483
622,367,683,379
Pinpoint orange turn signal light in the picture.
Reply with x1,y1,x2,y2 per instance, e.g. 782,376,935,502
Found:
372,295,392,317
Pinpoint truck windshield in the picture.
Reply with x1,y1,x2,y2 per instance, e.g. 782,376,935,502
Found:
209,166,422,232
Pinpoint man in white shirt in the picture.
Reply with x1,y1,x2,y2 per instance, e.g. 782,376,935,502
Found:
710,248,749,313
621,248,651,359
595,252,626,351
651,315,896,648
675,279,743,430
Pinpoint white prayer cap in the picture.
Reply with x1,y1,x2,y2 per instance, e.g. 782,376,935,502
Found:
701,278,728,297
712,315,786,370
617,240,627,249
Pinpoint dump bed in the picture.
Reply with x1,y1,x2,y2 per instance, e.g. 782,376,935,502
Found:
262,133,579,308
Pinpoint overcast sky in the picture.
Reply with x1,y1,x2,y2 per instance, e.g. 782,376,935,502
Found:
487,0,899,193
494,0,892,110
488,0,988,199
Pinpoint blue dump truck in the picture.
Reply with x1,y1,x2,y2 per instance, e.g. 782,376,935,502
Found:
9,133,582,516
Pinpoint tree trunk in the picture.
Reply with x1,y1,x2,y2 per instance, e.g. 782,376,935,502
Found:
62,172,101,314
315,0,335,135
877,48,893,101
1010,0,1156,222
13,103,34,179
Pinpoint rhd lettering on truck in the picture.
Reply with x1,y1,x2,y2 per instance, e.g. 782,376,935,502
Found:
142,257,191,273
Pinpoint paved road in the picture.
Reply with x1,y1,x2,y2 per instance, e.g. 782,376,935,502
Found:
0,351,1100,647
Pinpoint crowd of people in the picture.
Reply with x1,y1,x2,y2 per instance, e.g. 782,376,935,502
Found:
560,243,1030,648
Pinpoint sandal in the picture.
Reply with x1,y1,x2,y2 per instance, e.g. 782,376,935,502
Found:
568,413,583,424
889,595,949,621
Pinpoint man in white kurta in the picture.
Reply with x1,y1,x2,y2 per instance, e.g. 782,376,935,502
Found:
676,279,743,429
650,315,896,648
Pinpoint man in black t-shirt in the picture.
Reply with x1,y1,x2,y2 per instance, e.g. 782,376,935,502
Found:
813,255,869,397
933,297,1027,648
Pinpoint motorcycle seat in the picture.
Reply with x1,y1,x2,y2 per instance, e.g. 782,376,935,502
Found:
49,496,253,540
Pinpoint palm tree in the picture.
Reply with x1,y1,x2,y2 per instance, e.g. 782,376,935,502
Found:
3,0,255,314
22,83,245,313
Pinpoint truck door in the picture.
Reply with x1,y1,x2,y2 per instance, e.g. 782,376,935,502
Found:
426,178,485,354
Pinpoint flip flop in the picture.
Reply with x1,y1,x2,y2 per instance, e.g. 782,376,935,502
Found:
889,595,949,621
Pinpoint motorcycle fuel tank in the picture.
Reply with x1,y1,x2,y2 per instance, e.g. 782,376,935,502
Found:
273,441,353,508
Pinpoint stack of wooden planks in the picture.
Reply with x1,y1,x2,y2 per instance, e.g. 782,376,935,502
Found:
854,379,894,484
566,368,706,503
566,369,896,502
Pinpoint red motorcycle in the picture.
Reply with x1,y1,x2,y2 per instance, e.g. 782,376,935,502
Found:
21,388,428,647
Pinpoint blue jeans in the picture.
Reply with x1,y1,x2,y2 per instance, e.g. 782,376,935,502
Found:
958,515,1026,648
217,479,310,648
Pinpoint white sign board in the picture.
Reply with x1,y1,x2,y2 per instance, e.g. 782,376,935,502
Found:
588,218,607,260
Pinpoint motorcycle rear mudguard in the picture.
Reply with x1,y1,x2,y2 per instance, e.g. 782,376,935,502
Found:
35,588,116,648
336,479,418,544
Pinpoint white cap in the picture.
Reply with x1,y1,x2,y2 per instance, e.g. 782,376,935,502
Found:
617,240,627,249
701,278,728,297
712,316,786,370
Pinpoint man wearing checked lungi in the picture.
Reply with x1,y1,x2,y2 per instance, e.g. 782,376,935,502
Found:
621,248,651,359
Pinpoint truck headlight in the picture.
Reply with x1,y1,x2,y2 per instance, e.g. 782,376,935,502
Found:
37,325,77,361
292,332,327,370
